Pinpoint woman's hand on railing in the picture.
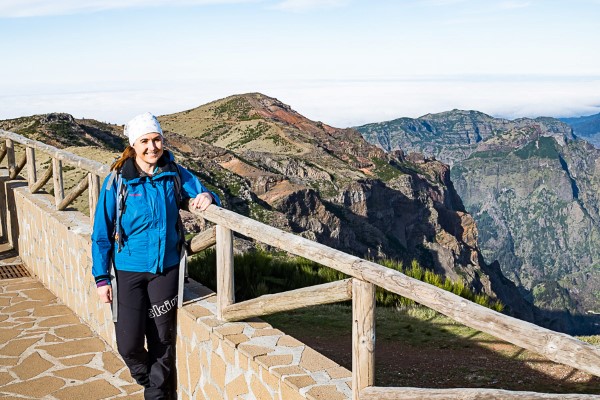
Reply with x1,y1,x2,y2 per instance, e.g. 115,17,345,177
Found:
190,192,213,211
97,285,113,303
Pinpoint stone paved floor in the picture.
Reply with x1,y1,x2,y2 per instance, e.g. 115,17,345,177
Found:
0,243,143,399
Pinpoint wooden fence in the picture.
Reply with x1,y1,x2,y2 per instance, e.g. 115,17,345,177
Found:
2,129,599,400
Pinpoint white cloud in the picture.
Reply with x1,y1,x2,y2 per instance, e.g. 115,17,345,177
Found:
2,76,599,128
0,0,257,18
271,0,349,12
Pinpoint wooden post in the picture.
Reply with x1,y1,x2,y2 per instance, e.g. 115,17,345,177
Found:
216,225,234,319
52,157,64,208
6,139,15,178
353,279,375,400
0,141,6,163
26,147,37,189
88,173,100,226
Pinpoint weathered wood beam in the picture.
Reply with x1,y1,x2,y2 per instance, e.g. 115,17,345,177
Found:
222,278,353,321
26,147,37,188
30,165,53,194
188,226,217,254
0,141,6,163
359,387,600,399
196,205,600,378
57,175,89,211
216,225,234,320
6,139,15,178
353,279,375,400
88,173,100,226
52,158,64,208
10,153,27,179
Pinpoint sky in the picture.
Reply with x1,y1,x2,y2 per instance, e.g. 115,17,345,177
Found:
1,0,599,127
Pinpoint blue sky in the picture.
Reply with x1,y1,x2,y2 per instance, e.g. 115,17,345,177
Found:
1,0,599,127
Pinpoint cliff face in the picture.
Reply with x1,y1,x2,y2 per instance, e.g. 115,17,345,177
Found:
356,111,600,334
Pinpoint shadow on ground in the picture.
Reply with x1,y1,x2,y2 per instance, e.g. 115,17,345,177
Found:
264,304,600,394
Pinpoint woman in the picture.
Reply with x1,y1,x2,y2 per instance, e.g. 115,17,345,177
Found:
92,112,219,400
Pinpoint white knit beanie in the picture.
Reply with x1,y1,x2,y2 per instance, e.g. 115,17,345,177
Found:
124,112,163,145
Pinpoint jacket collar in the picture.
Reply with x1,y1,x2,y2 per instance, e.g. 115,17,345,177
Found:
121,150,177,180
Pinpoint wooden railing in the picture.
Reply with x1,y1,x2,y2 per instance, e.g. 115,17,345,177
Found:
0,130,107,225
2,130,599,400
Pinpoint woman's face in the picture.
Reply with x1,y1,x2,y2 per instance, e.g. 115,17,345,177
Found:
133,132,164,167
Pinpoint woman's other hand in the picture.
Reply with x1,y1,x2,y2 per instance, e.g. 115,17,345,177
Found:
97,285,113,303
190,192,213,211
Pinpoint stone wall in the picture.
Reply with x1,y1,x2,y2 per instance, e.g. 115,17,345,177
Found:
1,175,352,399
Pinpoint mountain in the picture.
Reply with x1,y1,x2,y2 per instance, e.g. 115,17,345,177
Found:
560,113,600,148
355,111,600,334
0,94,537,326
357,110,572,166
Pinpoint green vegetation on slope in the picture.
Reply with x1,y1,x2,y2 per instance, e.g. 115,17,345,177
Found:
188,248,503,311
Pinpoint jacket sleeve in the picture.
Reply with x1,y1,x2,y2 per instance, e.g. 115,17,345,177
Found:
91,174,118,284
177,165,222,207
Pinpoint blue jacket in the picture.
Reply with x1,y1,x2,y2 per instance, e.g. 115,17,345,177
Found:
91,151,220,284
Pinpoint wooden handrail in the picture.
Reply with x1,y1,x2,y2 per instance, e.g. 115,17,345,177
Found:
1,130,110,176
360,387,600,399
195,205,600,378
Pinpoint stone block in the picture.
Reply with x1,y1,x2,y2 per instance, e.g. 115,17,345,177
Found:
11,351,53,380
260,366,281,391
203,383,223,400
256,354,294,369
299,348,338,372
284,374,316,391
210,351,227,389
250,374,274,400
225,373,249,399
305,385,346,400
280,381,306,400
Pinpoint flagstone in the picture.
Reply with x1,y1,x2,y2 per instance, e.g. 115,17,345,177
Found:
38,337,106,358
1,376,65,398
61,353,95,366
55,324,94,339
11,351,53,380
0,337,41,357
52,380,120,400
102,350,125,374
53,365,103,381
38,314,80,327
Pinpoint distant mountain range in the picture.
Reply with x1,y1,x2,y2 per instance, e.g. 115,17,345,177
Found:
355,111,600,334
560,112,600,148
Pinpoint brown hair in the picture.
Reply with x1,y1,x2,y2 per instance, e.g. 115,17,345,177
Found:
111,146,136,171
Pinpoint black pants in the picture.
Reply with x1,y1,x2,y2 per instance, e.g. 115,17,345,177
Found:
115,266,179,400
